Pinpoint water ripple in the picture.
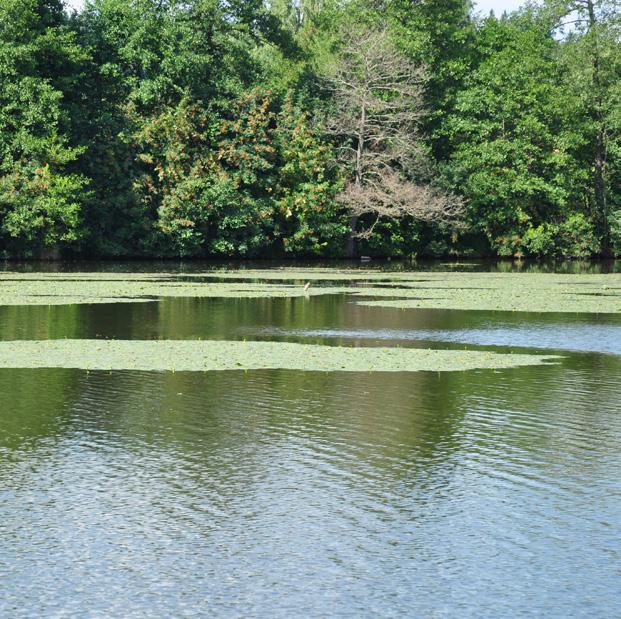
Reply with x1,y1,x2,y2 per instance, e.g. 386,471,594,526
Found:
0,297,620,618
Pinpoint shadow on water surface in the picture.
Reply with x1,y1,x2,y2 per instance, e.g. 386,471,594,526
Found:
1,257,621,274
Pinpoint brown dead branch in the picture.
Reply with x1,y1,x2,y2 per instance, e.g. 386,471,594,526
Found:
322,27,463,249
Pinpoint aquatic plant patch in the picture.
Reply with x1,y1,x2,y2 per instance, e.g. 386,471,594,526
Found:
0,271,620,313
0,278,352,306
352,276,621,313
0,340,557,372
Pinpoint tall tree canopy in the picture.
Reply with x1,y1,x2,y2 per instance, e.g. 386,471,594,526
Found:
0,0,87,256
0,0,618,259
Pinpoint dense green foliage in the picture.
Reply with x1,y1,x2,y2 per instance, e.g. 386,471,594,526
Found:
0,0,619,258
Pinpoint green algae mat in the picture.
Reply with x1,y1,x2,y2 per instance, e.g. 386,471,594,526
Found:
0,270,620,313
0,339,556,372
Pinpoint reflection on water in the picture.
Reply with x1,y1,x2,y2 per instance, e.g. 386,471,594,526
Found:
262,323,621,355
0,270,620,617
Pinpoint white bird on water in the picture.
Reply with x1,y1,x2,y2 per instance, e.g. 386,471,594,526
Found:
304,282,311,293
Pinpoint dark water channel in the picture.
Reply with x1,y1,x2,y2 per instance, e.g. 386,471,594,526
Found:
0,263,620,617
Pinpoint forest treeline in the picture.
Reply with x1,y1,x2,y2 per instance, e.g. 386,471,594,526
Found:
0,0,619,259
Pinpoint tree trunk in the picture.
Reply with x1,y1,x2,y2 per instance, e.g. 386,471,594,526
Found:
587,0,611,256
40,245,61,261
594,130,610,255
347,72,368,258
346,214,358,258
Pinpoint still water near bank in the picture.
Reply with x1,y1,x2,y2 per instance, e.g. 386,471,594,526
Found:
0,263,620,617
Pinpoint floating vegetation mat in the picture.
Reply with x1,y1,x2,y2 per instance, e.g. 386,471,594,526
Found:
0,340,557,372
0,271,620,313
0,278,350,305
353,273,621,314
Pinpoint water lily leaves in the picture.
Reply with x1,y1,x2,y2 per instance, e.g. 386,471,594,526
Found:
0,270,619,313
0,340,557,373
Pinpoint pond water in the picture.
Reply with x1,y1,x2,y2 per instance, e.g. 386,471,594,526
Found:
0,262,620,617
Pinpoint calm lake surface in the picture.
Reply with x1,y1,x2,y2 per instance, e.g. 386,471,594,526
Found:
1,262,620,617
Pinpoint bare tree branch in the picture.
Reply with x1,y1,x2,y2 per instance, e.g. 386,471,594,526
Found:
322,27,463,253
337,170,464,238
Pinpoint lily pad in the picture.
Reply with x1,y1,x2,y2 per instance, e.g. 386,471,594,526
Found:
0,270,620,313
0,339,557,372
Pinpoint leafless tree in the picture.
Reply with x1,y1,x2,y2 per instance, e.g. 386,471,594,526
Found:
323,28,463,255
